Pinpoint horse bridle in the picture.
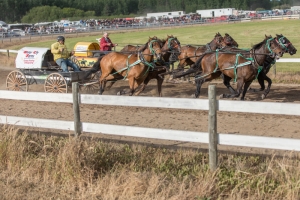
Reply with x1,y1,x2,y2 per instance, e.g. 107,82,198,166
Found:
250,37,281,67
167,37,180,51
266,37,282,56
148,39,161,56
275,36,292,52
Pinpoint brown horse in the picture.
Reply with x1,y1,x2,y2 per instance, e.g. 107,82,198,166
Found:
192,35,284,100
98,36,163,96
176,32,238,70
113,35,181,96
134,35,181,96
120,44,145,54
219,34,297,99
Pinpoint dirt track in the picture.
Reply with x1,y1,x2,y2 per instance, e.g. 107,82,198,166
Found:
0,65,300,154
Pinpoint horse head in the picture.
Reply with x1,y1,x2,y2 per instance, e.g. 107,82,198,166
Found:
275,34,297,55
165,35,181,53
223,33,239,47
264,35,284,59
213,32,225,49
146,36,162,62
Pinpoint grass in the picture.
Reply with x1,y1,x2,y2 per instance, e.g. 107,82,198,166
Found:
1,126,300,199
1,19,299,57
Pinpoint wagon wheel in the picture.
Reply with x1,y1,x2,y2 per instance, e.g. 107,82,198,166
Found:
44,73,67,93
71,56,86,68
80,71,100,94
6,70,28,91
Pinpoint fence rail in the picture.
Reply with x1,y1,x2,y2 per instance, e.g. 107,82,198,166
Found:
1,84,300,170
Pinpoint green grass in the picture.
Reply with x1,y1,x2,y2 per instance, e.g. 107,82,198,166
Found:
8,19,300,57
4,19,300,76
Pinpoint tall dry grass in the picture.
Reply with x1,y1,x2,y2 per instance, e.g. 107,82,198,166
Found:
0,125,300,199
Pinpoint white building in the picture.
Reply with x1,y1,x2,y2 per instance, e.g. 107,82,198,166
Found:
147,11,185,20
196,8,235,18
0,21,8,31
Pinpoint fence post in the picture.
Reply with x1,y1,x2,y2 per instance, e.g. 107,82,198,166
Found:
208,85,218,171
72,82,82,137
6,49,9,57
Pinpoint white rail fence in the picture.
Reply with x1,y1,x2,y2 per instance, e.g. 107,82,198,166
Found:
0,83,300,170
1,49,300,63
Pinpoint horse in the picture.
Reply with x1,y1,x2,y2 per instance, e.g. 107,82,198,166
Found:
218,34,297,99
120,44,144,54
133,35,181,96
98,36,163,96
192,35,284,100
247,34,297,99
176,32,238,71
111,35,181,96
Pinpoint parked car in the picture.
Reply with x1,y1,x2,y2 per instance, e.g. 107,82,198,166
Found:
10,29,26,36
0,31,21,38
64,25,87,32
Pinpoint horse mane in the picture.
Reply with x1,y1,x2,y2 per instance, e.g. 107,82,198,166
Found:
252,35,272,49
139,36,159,52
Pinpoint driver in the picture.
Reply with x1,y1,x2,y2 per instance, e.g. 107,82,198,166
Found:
51,36,81,72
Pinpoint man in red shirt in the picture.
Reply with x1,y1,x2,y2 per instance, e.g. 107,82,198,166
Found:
100,32,118,51
83,32,118,81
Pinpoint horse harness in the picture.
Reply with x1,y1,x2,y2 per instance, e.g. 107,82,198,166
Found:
195,37,279,82
110,40,159,80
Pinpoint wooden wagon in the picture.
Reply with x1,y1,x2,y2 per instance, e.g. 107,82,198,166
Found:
6,47,99,93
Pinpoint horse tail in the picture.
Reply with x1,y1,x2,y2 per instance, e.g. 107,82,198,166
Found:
194,52,208,70
173,52,208,79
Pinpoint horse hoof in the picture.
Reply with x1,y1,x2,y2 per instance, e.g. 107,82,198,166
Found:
261,94,266,100
117,91,121,95
190,94,196,98
219,94,224,99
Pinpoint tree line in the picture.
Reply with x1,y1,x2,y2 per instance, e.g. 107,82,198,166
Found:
0,0,293,23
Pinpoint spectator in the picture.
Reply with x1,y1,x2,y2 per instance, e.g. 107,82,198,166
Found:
51,36,81,72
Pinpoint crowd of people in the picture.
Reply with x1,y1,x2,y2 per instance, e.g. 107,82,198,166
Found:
78,13,202,29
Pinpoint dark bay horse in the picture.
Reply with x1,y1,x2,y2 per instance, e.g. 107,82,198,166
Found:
98,36,163,96
177,33,238,71
192,35,284,100
219,34,297,99
248,34,297,99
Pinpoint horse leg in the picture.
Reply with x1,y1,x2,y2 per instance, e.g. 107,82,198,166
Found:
134,76,151,96
105,81,116,90
240,81,253,100
156,74,164,97
249,72,265,92
221,74,236,94
261,75,272,100
221,79,243,99
128,78,137,96
194,78,205,98
99,79,107,95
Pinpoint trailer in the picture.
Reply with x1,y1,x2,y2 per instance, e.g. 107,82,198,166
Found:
196,8,235,18
146,11,185,20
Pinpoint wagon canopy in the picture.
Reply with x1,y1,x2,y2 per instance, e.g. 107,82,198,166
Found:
73,42,100,57
15,47,51,69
